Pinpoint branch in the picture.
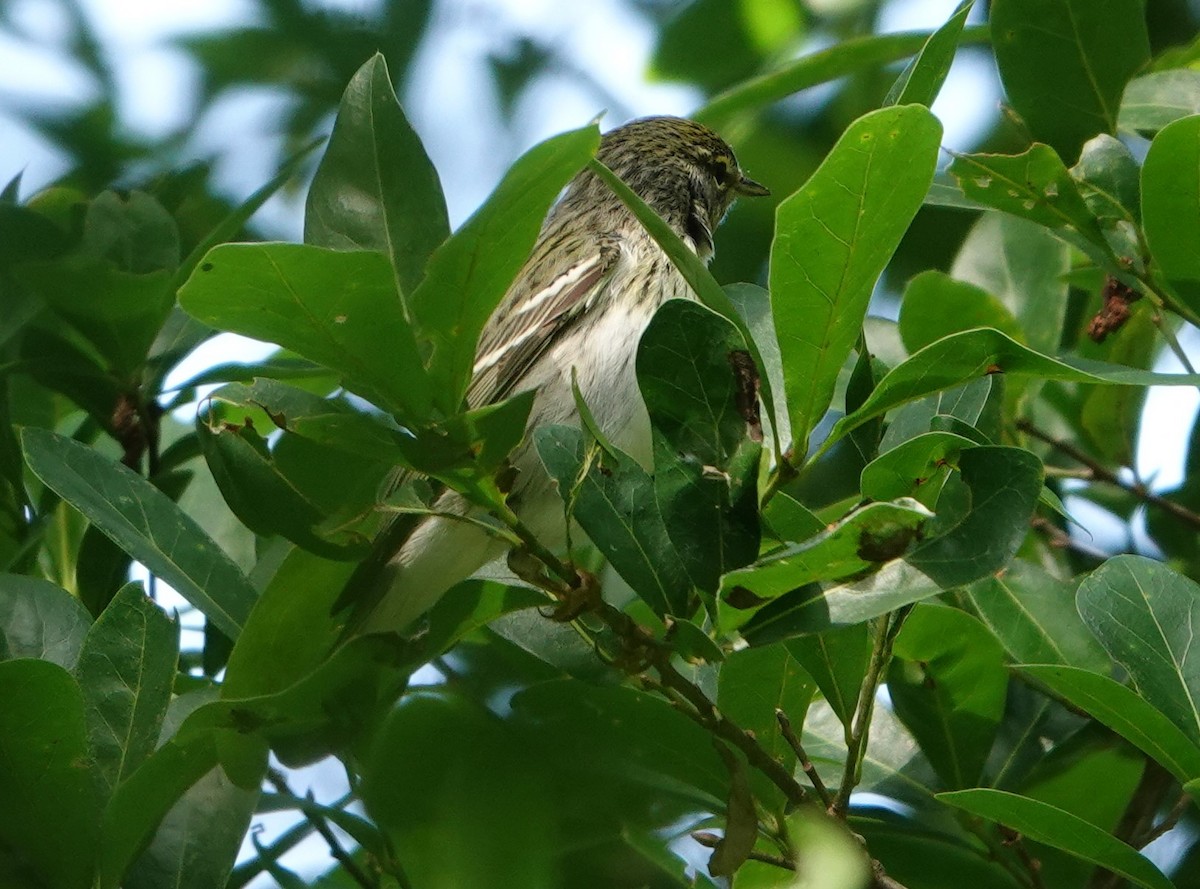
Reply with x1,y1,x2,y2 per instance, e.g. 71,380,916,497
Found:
1016,420,1200,531
834,608,910,817
266,769,381,889
777,708,833,812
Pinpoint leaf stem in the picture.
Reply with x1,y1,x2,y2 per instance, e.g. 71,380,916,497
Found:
776,708,834,812
834,607,911,817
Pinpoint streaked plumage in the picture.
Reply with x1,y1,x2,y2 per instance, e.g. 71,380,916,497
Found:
356,116,768,634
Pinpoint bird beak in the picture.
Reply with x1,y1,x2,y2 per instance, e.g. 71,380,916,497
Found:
735,174,770,197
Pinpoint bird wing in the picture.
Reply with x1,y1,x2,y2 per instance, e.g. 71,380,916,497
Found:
465,236,620,409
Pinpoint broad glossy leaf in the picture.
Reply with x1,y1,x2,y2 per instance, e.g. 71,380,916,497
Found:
1120,70,1200,134
717,643,815,782
990,0,1150,161
17,259,173,376
305,53,449,298
1071,134,1141,225
771,105,941,452
179,244,429,419
638,300,761,591
423,579,547,656
754,447,1042,635
937,790,1173,889
860,431,977,501
877,377,993,454
22,428,257,639
884,0,973,107
536,425,692,616
726,283,790,452
783,625,869,727
124,766,256,889
1076,555,1200,746
949,146,1110,256
197,401,377,560
899,271,1023,353
889,605,1007,789
123,690,257,889
967,560,1106,671
222,547,358,700
0,659,100,889
822,328,1200,450
0,574,91,668
950,213,1069,357
413,124,599,410
1017,665,1200,785
697,28,984,127
722,499,932,601
511,679,727,807
75,583,177,799
362,692,555,889
1143,115,1200,313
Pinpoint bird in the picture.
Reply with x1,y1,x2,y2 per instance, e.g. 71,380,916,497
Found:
353,115,769,635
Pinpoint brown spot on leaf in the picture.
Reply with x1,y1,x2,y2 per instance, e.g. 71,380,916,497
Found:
727,349,763,442
724,585,769,610
857,524,922,562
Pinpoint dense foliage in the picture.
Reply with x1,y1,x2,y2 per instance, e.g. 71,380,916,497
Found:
4,0,1200,887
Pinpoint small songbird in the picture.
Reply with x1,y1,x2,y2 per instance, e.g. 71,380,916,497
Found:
355,115,769,634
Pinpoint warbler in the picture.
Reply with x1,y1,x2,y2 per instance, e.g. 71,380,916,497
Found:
355,115,769,634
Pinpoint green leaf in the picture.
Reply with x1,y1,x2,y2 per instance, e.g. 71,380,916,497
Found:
899,271,1024,353
412,124,599,411
752,447,1042,636
950,212,1070,357
966,561,1107,671
1080,302,1156,465
717,643,815,782
1071,134,1142,226
362,692,557,889
783,625,869,728
122,691,258,889
889,605,1008,789
1142,115,1200,314
423,579,547,656
722,499,932,601
535,425,692,617
221,547,356,701
511,679,727,807
0,574,92,668
638,300,761,592
75,583,177,800
937,790,1173,889
884,0,974,107
948,146,1110,257
696,27,988,127
1017,665,1200,785
1120,70,1200,134
0,659,100,889
21,428,257,639
16,260,173,376
860,431,978,501
771,104,941,452
179,244,429,420
822,328,1200,451
726,283,791,451
196,400,378,559
1076,555,1200,746
990,0,1150,161
305,54,449,299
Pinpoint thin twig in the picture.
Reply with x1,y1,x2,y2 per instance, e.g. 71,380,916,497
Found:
266,769,378,889
1017,420,1200,531
692,831,796,870
776,709,833,812
834,608,910,817
1135,793,1193,849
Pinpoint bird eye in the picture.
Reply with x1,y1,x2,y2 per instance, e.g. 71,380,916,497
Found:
710,155,736,186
